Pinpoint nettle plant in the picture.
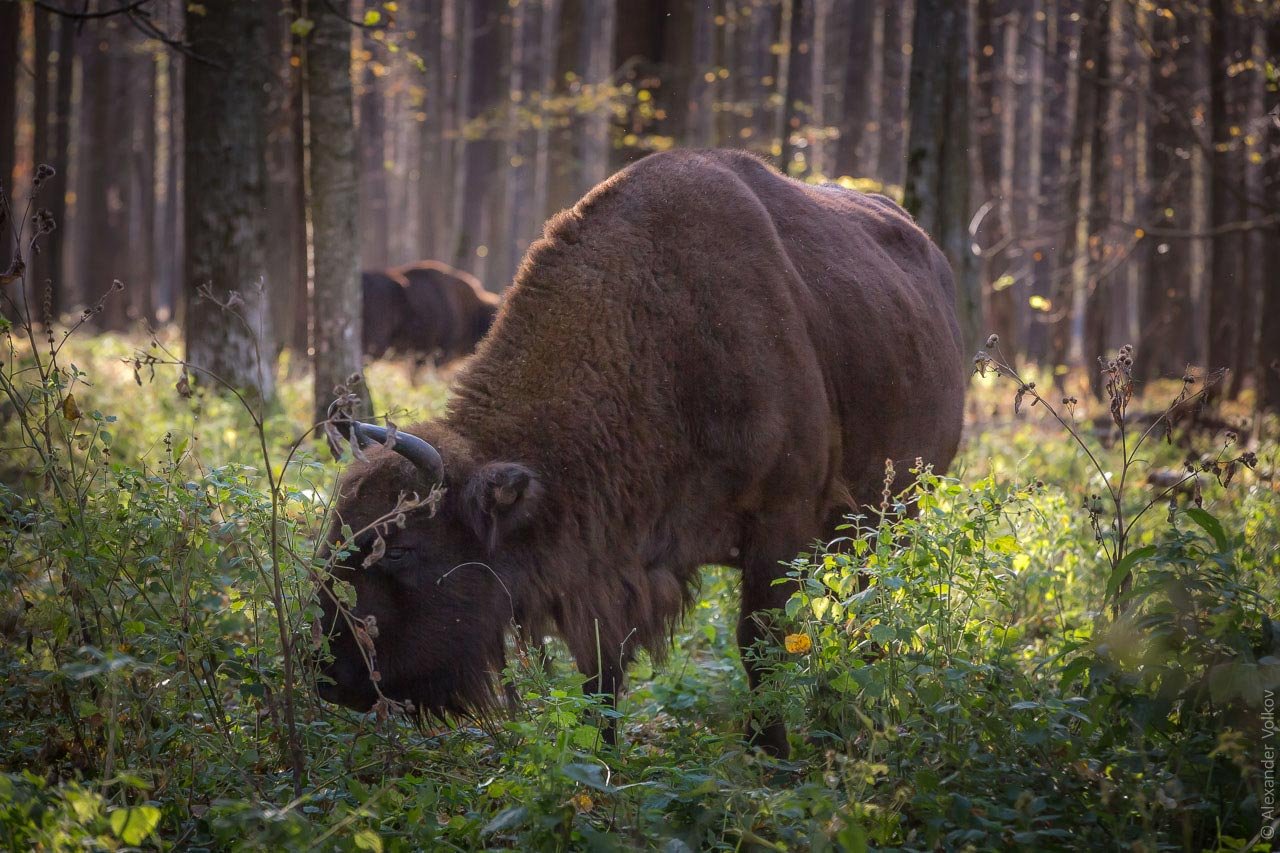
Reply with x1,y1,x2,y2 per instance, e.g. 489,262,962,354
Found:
971,336,1257,615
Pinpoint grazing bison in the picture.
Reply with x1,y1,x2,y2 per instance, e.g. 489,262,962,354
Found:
361,261,499,366
319,149,966,757
361,270,414,360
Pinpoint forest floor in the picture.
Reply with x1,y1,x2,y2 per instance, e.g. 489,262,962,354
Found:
1,329,1277,851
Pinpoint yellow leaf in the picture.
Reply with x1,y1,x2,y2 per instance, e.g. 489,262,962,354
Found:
1028,295,1051,311
62,393,83,421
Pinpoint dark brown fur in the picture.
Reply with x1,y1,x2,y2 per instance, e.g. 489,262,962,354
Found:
320,149,966,756
360,261,499,366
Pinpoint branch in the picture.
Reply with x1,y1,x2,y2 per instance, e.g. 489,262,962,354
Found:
32,0,151,19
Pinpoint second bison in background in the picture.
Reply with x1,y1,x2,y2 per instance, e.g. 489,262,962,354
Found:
321,149,966,758
361,260,500,366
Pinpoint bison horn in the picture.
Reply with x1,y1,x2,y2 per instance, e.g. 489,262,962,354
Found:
348,421,445,485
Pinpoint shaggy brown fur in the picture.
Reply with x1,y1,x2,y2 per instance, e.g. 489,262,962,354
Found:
360,261,499,365
395,261,501,365
319,149,966,757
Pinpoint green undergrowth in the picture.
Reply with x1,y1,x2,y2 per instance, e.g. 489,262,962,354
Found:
1,326,1277,851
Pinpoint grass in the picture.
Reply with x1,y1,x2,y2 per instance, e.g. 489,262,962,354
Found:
1,325,1278,852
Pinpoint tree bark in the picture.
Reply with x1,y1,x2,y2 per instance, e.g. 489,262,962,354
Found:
184,0,276,404
306,0,366,423
834,0,873,177
1138,6,1197,382
454,0,510,284
876,0,911,187
0,0,16,274
779,0,813,176
903,0,982,354
1206,0,1245,395
1260,5,1280,410
359,27,391,270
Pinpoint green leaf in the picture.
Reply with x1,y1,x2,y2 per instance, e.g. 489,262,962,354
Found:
1185,507,1229,552
1106,545,1157,598
289,17,314,37
352,829,383,852
109,805,161,845
481,805,528,835
560,762,616,792
363,9,382,25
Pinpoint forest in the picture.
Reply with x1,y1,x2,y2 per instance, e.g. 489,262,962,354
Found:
1,0,1278,850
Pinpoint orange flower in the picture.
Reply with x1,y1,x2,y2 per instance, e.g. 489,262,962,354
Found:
784,633,812,654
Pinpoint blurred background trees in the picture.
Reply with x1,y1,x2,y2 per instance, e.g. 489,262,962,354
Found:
1,0,1277,408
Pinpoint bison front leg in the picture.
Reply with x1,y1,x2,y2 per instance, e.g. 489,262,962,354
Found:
737,559,796,758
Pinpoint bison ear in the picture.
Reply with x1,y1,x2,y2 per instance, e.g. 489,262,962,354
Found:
463,462,543,551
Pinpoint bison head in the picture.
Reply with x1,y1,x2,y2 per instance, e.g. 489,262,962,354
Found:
315,421,543,722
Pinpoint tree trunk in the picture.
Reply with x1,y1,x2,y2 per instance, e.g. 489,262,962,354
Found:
1206,0,1245,395
0,0,16,274
1260,5,1280,410
876,0,911,187
184,0,276,404
359,29,391,270
28,7,52,317
1049,0,1109,384
779,0,813,176
1081,0,1113,397
306,0,366,423
834,0,873,177
903,0,981,355
43,13,74,317
454,0,510,284
1138,5,1197,382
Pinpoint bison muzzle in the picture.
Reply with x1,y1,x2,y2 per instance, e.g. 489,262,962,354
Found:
317,149,966,757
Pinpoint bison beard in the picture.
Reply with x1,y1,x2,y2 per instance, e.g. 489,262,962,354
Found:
317,149,966,757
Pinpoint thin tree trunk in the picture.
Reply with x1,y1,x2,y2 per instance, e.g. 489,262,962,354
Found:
779,0,813,176
29,7,52,315
0,0,17,273
1207,0,1244,394
43,13,74,317
1260,15,1280,410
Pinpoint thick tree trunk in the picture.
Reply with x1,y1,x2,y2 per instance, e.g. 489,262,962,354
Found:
81,31,132,328
834,1,873,177
903,0,981,354
876,0,911,187
265,1,308,358
184,0,276,404
307,0,366,423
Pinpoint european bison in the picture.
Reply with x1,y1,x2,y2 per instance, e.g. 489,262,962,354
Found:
361,261,499,366
319,149,966,757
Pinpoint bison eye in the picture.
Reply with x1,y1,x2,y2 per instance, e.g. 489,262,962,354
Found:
383,546,412,565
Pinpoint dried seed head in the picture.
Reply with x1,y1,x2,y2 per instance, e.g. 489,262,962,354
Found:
985,333,999,348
